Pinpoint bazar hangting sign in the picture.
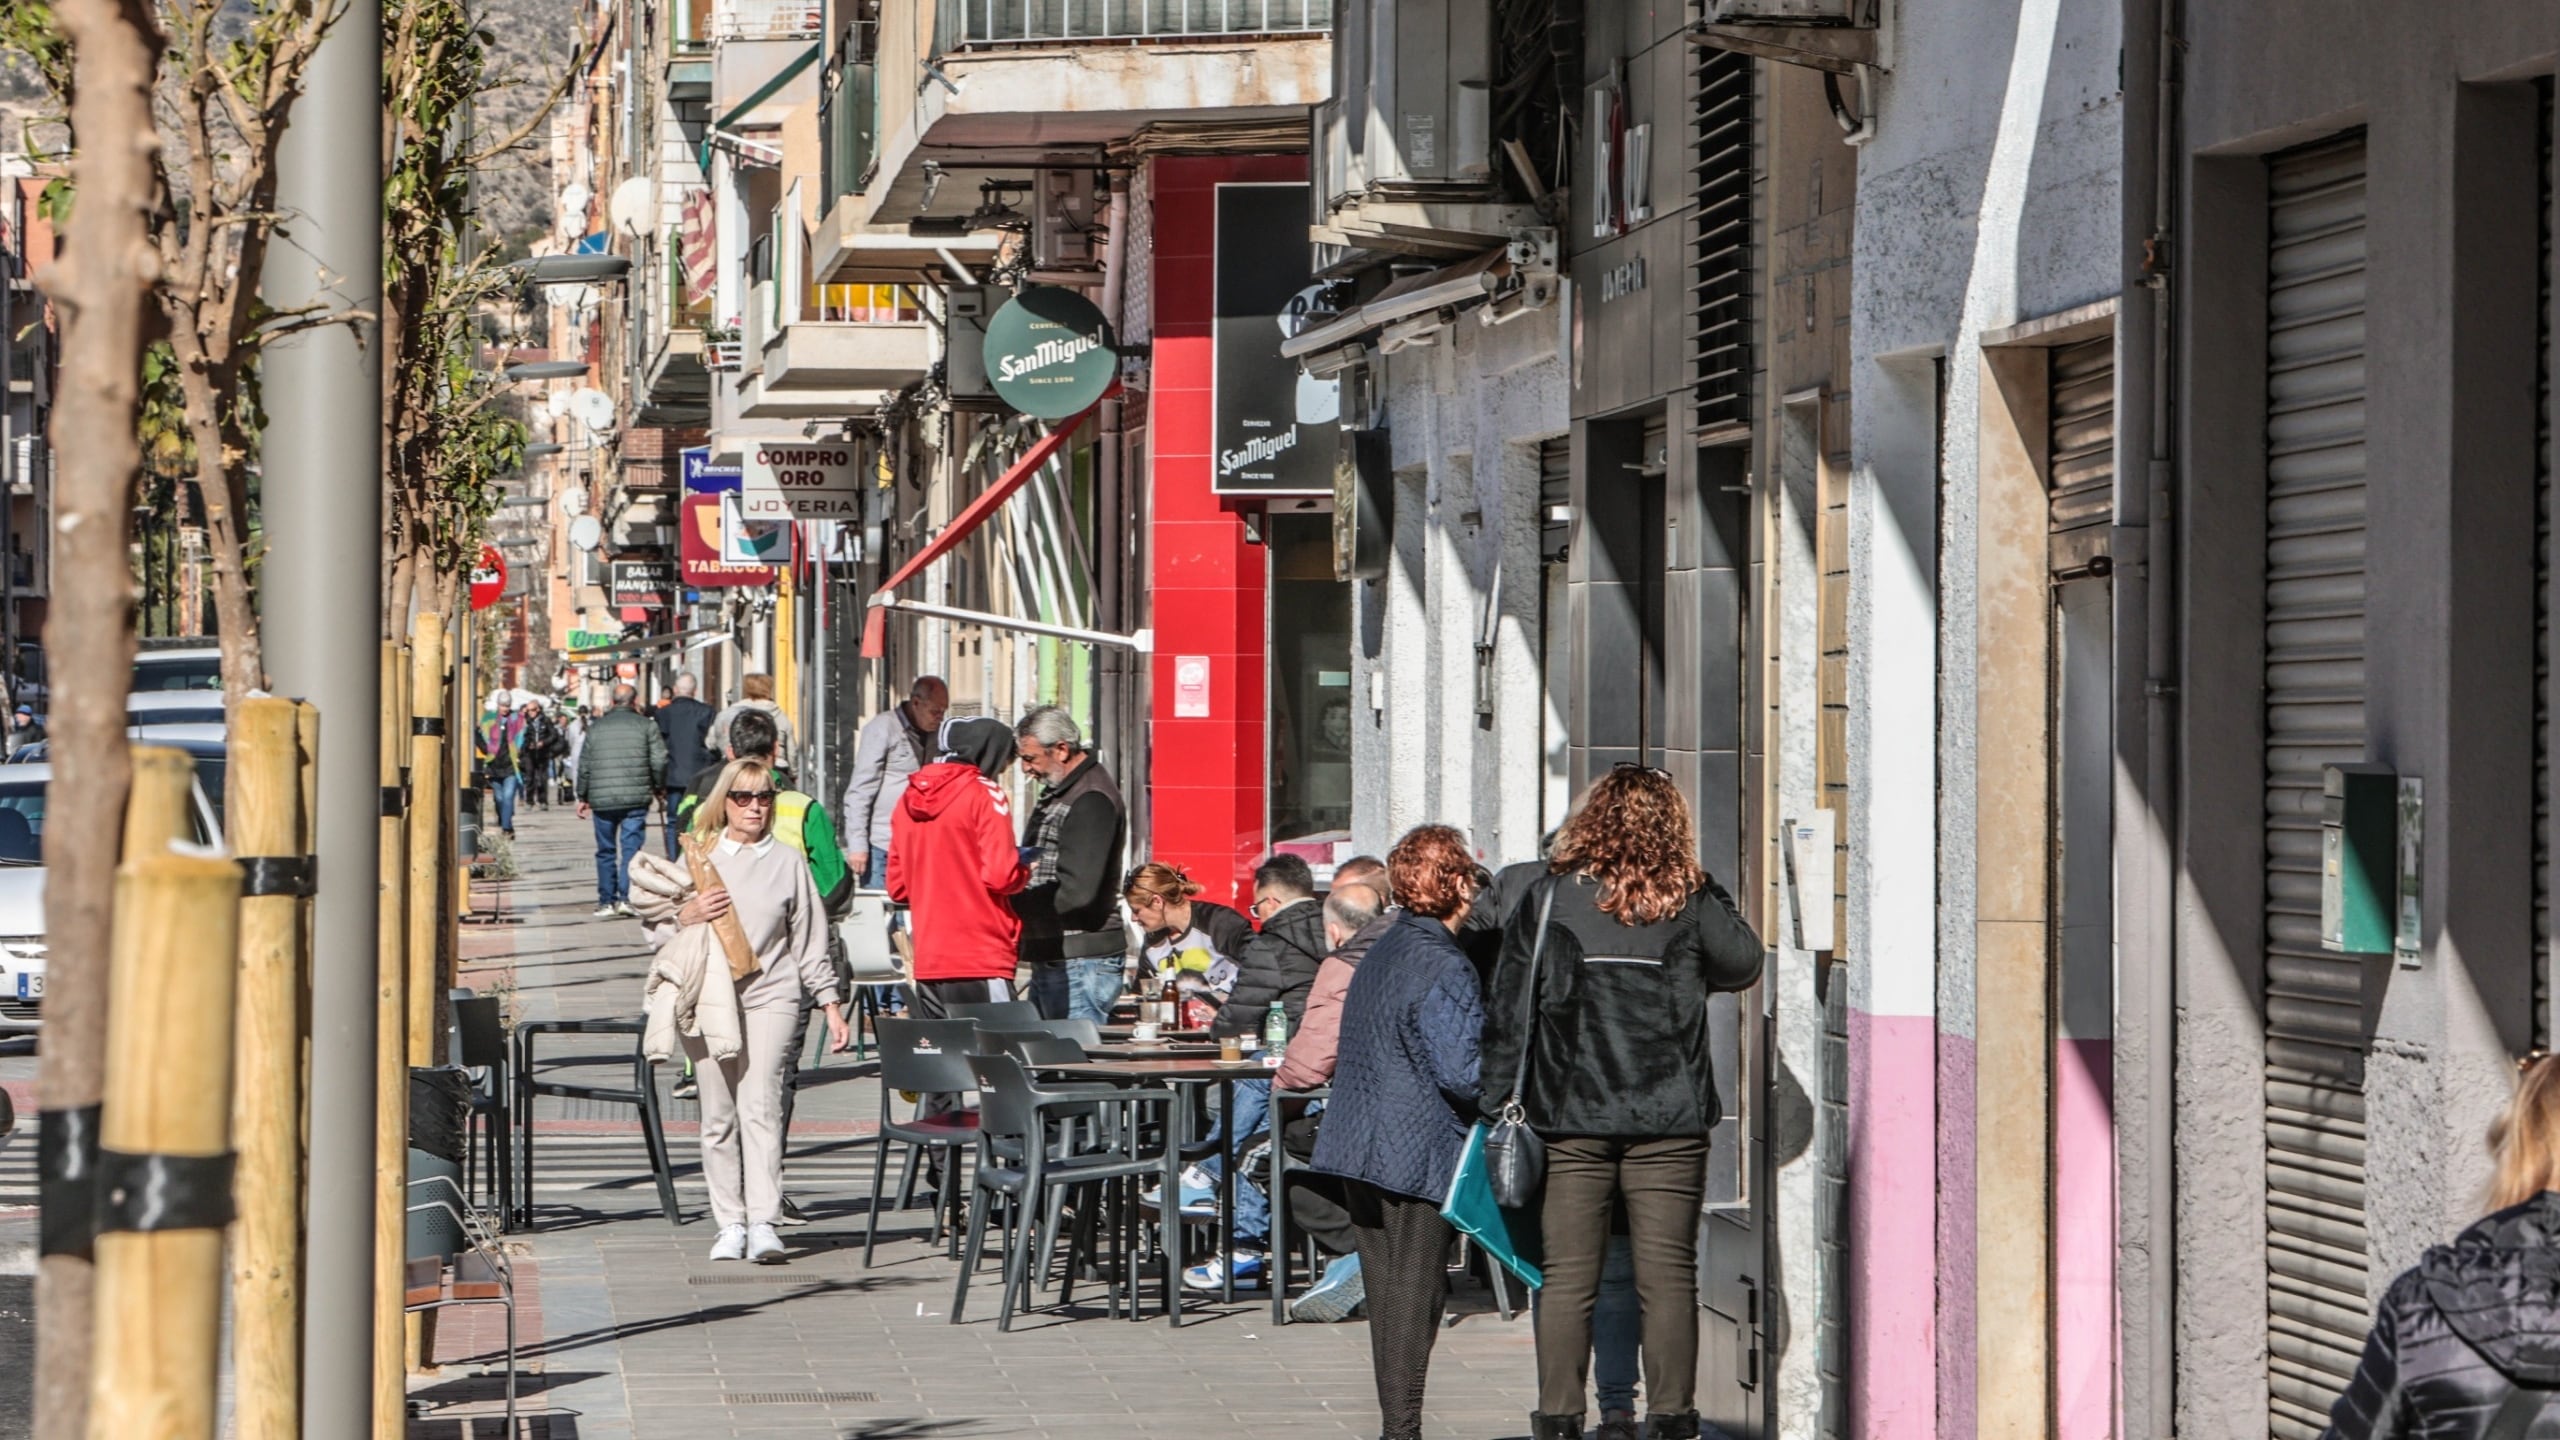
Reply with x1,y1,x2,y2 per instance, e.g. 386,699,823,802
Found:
982,285,1117,419
738,439,860,520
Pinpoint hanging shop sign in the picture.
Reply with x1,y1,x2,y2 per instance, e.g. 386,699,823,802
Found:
565,629,621,652
1332,429,1392,581
982,285,1117,419
738,439,860,520
1213,183,1336,497
681,445,742,495
679,493,780,587
718,492,796,564
608,560,677,609
468,544,507,610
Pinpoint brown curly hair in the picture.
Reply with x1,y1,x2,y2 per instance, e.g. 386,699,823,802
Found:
1549,766,1707,924
1387,824,1483,920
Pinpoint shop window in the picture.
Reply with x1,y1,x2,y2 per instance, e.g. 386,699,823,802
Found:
1266,512,1352,845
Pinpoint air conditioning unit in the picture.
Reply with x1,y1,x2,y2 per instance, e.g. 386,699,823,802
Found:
1331,0,1494,196
1704,0,1875,21
944,285,995,405
1029,170,1100,283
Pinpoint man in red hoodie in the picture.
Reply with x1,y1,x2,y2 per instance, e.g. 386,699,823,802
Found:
887,715,1031,1017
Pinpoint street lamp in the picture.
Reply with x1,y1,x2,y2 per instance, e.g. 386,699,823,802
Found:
508,254,632,285
502,360,589,382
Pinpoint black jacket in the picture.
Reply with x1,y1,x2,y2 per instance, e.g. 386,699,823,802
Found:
1457,859,1547,980
2324,1192,2560,1440
1214,897,1329,1038
1013,754,1128,963
1478,871,1764,1139
657,695,717,790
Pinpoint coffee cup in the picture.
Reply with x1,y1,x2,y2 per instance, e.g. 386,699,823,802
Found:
1131,1021,1162,1044
1219,1036,1245,1062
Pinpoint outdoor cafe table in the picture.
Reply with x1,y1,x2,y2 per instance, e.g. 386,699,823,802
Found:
1024,1056,1275,1324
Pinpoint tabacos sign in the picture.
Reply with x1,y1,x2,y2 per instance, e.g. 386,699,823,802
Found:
982,285,1117,419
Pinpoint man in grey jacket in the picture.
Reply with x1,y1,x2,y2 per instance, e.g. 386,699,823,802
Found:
839,675,946,887
576,684,667,917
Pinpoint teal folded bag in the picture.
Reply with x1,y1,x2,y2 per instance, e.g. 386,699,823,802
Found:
1441,1122,1544,1288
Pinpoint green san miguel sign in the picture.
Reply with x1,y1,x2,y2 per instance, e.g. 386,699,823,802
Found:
983,285,1118,419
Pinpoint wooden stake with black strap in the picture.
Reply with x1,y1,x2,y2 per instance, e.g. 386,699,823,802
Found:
375,640,412,1430
228,697,307,1438
404,613,446,1372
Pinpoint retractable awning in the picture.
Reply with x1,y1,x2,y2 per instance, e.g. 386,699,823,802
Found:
1280,246,1511,362
860,390,1134,658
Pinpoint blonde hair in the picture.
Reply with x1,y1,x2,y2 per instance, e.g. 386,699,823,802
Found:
1124,862,1202,905
690,759,775,844
2488,1055,2560,1210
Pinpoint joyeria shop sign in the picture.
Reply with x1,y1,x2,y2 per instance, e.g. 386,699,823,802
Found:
738,439,859,521
982,285,1117,419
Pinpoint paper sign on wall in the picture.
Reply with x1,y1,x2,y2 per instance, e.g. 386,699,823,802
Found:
1173,655,1211,719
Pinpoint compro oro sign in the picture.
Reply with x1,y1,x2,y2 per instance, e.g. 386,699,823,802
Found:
983,286,1117,419
740,440,860,521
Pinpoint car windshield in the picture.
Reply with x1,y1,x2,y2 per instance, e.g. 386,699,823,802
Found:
0,780,44,864
131,655,223,692
128,704,225,724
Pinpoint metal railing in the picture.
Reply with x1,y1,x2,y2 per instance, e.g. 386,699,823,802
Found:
950,0,1329,46
711,0,820,40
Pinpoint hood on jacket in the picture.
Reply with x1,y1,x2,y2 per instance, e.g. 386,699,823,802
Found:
1263,898,1330,964
936,715,1016,779
2422,1191,2560,1385
899,760,998,821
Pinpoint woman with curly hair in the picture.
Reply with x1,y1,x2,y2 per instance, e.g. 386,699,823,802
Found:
1310,824,1489,1440
1481,764,1765,1440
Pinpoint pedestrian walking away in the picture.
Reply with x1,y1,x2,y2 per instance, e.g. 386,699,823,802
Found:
841,675,947,887
1009,705,1128,1023
632,758,850,1265
656,671,718,857
708,672,795,771
887,715,1031,1016
480,705,522,838
576,682,667,916
1309,826,1487,1440
1479,765,1765,1440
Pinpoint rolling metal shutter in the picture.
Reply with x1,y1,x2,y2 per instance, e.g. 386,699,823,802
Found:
1691,48,1752,437
2048,336,2114,572
2262,133,2373,1440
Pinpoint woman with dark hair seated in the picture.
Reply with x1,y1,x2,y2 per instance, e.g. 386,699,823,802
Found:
1482,764,1765,1440
1310,824,1487,1440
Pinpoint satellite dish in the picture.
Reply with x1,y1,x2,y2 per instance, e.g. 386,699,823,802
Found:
559,487,590,518
556,182,593,237
610,177,653,237
544,389,575,420
572,389,617,432
569,515,604,552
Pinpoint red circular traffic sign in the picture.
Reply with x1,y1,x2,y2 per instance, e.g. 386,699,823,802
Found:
469,544,506,611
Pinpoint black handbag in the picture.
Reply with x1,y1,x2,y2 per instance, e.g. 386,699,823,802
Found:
1484,880,1556,1210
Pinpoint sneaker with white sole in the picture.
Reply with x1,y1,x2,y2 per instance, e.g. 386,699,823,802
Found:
777,1195,811,1226
1141,1165,1222,1218
1182,1251,1265,1291
1289,1253,1366,1322
708,1225,748,1262
594,905,619,919
747,1223,787,1264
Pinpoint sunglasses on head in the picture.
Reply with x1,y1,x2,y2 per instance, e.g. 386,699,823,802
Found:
1612,761,1671,778
728,789,777,804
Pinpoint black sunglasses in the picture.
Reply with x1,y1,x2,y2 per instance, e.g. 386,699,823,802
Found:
728,789,778,804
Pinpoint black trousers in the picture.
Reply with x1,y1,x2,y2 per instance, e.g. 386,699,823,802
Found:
1344,1179,1455,1440
1281,1113,1357,1256
1535,1135,1709,1417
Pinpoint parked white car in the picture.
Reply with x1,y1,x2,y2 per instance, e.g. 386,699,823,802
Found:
129,645,223,693
0,762,220,1034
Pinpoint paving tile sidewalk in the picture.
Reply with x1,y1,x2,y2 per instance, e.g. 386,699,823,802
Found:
410,802,1541,1440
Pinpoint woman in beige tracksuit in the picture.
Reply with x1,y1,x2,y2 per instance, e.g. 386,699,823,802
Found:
646,758,850,1263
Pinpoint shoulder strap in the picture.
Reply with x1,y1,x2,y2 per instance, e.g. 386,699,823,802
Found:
2487,1383,2560,1440
1504,880,1558,1107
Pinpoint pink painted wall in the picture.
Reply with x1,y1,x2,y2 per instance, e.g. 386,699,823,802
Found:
1850,1009,1937,1438
2056,1036,2118,1436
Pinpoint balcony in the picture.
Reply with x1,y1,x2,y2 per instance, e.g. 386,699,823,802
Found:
641,327,711,427
712,0,819,41
741,284,935,419
943,0,1328,46
860,0,1329,225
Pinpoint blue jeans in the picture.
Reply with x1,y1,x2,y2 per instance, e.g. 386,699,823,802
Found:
590,807,646,906
1193,1074,1273,1243
1028,957,1125,1021
865,844,890,888
490,774,519,833
1593,1233,1639,1412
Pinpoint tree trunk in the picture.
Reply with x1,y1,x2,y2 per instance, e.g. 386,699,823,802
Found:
33,0,163,1433
178,375,263,701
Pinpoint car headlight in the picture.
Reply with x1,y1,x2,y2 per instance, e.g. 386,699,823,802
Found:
0,936,45,963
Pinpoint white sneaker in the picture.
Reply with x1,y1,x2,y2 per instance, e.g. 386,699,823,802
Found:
708,1225,748,1262
747,1223,787,1264
594,905,619,919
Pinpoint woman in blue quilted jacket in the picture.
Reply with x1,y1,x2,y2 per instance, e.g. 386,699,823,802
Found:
1310,824,1487,1440
2323,1052,2560,1439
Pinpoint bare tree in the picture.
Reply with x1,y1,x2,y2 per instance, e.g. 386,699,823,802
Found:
15,0,164,1426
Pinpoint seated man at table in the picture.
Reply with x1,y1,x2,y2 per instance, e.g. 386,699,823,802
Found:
1272,862,1389,1320
1169,861,1381,1294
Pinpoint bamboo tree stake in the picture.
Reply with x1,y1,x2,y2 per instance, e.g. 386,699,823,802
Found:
376,642,413,1430
227,698,304,1438
403,614,447,1373
86,848,244,1440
